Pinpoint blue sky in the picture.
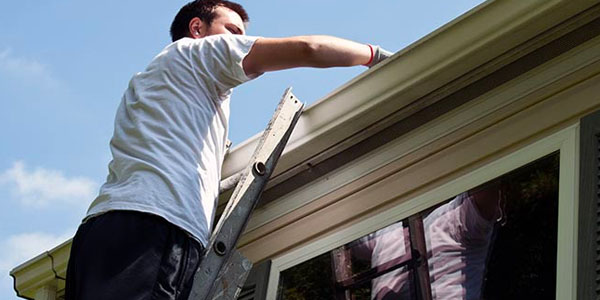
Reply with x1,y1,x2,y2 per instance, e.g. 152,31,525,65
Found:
0,1,484,298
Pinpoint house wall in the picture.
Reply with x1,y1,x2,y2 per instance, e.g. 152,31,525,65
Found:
244,27,600,300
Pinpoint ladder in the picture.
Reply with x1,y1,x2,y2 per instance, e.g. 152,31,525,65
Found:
188,88,304,300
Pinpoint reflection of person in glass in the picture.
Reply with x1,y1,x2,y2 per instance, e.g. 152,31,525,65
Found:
355,185,502,299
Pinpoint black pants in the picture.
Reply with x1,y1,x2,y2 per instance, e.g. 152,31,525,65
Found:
65,210,204,300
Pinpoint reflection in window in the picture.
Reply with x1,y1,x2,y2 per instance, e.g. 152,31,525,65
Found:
277,153,559,299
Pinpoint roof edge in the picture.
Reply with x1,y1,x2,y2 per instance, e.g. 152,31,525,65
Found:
222,0,597,179
9,239,71,299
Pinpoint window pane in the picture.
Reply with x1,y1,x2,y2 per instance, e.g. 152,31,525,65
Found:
481,153,558,299
278,153,559,299
278,252,335,299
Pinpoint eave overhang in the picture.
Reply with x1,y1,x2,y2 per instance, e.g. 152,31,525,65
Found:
221,0,600,199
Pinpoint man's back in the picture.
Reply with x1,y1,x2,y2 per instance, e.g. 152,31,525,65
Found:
86,35,260,247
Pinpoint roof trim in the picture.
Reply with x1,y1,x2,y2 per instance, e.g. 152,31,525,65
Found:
222,0,598,181
256,4,600,205
9,239,71,299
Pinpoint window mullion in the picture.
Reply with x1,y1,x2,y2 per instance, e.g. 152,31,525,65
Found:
408,214,433,300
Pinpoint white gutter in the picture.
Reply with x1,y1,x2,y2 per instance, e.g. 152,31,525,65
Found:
10,239,71,299
222,0,598,180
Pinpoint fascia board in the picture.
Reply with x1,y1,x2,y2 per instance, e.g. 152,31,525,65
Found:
222,0,598,180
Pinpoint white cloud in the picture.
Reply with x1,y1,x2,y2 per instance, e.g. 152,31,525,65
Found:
0,230,74,272
0,48,62,91
0,161,98,208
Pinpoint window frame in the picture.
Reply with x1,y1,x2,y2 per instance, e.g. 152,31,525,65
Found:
576,109,600,298
266,124,580,299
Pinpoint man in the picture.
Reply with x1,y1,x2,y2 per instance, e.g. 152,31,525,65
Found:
65,1,392,299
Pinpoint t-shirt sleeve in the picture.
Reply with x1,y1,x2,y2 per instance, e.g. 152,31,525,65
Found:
190,34,262,94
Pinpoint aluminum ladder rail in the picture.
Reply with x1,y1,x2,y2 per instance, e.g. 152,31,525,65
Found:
188,88,304,300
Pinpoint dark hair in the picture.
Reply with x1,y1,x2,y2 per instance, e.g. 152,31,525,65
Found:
170,0,249,42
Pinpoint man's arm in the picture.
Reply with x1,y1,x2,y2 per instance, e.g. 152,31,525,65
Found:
242,35,388,75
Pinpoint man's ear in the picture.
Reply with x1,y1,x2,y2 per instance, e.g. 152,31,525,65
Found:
188,17,205,38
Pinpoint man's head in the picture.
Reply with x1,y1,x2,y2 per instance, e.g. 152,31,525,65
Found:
170,0,249,42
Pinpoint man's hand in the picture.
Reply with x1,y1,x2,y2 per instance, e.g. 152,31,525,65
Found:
365,45,394,68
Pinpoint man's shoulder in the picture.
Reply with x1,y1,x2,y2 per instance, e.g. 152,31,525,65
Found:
171,35,260,47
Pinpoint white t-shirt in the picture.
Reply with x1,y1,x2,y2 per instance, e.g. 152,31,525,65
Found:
356,193,495,299
86,34,260,247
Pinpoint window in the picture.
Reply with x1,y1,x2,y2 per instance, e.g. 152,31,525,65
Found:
277,153,560,299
